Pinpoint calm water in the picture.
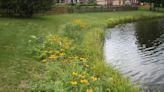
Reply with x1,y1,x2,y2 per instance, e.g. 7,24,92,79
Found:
104,19,164,91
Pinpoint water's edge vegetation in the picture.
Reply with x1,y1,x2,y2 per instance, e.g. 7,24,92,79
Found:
28,13,164,92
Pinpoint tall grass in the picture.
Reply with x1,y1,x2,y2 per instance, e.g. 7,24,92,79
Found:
107,13,164,28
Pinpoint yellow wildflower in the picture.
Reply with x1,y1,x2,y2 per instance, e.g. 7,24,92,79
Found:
86,88,93,92
80,79,89,85
49,54,58,60
72,19,87,28
91,76,97,81
70,81,77,86
59,52,65,57
72,72,78,76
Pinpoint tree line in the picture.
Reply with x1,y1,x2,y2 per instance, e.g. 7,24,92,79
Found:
140,0,164,10
0,0,164,17
0,0,55,17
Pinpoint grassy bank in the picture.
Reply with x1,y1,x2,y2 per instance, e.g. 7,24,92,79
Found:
0,11,164,92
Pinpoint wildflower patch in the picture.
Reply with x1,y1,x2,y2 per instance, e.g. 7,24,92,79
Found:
28,34,101,92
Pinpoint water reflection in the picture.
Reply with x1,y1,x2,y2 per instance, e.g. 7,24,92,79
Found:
104,19,164,92
135,20,164,48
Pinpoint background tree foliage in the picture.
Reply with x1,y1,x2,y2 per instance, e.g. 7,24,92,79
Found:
139,0,164,10
0,0,54,17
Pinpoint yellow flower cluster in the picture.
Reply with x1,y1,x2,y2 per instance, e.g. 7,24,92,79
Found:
70,80,77,86
32,33,100,92
47,35,72,49
70,70,99,92
38,35,74,63
86,89,93,92
80,79,89,85
91,76,97,81
47,51,66,61
72,72,78,76
59,52,65,57
72,19,87,29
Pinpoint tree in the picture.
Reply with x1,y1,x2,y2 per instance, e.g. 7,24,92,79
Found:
139,0,161,11
0,0,54,17
162,0,164,7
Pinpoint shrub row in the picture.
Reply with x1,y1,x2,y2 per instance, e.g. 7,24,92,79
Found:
0,0,54,17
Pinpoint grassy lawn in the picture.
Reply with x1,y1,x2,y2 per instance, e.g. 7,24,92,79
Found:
0,11,164,92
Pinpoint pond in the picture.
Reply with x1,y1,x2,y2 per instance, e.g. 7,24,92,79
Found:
104,19,164,91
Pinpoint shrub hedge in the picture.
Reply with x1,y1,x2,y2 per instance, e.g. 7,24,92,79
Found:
0,0,54,17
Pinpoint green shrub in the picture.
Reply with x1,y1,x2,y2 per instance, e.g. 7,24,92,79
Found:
0,0,54,17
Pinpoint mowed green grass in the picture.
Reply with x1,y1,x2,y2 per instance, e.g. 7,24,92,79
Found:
0,11,163,91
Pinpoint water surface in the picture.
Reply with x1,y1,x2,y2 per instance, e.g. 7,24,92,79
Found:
104,19,164,91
